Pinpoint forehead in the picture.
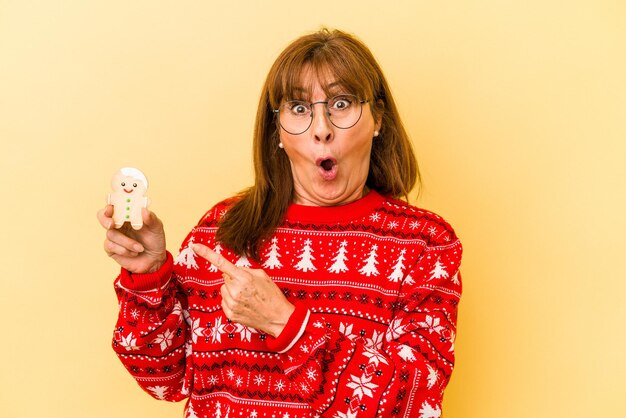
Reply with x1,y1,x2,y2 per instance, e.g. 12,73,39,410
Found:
286,65,353,100
287,66,338,97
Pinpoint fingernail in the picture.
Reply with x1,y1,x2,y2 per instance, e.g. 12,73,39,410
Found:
134,244,144,252
107,220,113,229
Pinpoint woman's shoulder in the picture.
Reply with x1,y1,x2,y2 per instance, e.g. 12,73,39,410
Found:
194,195,241,228
381,194,460,246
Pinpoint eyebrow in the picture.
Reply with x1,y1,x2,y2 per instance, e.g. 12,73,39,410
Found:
289,82,347,99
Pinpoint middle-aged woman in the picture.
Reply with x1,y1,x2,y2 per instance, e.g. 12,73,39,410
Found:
98,28,463,418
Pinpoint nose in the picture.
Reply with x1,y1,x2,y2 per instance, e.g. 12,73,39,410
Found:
310,102,333,142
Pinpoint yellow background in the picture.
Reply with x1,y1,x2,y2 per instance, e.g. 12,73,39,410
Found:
1,1,624,417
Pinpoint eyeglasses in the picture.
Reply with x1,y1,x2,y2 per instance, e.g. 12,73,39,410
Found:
273,94,367,135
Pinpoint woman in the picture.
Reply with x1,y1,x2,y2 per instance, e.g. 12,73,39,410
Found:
98,28,463,418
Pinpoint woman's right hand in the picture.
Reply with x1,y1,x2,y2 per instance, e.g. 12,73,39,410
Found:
97,205,167,274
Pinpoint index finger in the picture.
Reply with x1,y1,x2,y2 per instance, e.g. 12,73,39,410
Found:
192,243,239,276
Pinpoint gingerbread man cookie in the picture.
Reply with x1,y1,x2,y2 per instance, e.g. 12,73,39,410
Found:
108,167,150,230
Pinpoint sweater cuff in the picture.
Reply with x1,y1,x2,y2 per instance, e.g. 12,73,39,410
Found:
118,252,174,291
265,303,310,354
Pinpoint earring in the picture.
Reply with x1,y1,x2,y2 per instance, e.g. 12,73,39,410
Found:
278,142,284,149
374,130,379,137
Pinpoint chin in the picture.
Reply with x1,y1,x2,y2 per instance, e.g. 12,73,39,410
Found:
312,185,361,206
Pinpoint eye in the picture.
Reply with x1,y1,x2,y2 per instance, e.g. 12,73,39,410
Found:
330,95,353,111
133,183,137,187
288,101,309,116
121,182,126,186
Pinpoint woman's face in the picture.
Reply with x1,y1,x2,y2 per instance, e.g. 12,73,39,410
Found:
279,69,381,206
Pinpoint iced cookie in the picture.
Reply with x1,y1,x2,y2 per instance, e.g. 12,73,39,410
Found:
107,167,150,230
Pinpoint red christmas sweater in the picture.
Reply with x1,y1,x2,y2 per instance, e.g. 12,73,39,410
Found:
112,190,462,418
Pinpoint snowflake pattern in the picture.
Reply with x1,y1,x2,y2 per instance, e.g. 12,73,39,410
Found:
119,332,139,351
419,315,445,334
362,346,389,367
189,317,205,344
210,316,256,343
153,329,174,351
305,367,317,380
274,379,286,391
386,318,406,340
346,373,378,400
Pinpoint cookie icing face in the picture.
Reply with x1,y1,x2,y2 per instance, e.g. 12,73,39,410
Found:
113,174,148,196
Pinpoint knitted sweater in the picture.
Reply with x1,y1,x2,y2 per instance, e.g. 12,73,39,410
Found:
112,190,463,418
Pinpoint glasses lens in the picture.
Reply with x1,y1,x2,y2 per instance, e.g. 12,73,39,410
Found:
279,101,312,135
327,95,363,129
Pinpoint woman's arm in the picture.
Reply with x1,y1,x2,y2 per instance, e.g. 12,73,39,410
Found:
278,239,463,417
111,252,193,402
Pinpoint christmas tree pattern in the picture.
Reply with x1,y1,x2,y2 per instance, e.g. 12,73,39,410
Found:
418,401,442,418
359,244,380,276
186,403,199,418
263,237,282,269
208,243,223,272
174,237,199,270
294,239,317,272
235,254,251,268
147,385,168,400
388,249,407,282
429,257,449,281
328,240,349,273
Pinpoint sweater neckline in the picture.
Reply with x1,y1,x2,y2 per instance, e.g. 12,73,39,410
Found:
283,190,385,224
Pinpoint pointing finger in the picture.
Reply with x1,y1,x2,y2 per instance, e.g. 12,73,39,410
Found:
192,244,239,276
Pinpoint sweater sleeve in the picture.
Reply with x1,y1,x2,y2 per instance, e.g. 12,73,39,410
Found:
277,238,463,417
111,250,193,403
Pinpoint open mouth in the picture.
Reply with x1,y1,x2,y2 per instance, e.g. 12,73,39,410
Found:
320,159,335,171
316,157,338,180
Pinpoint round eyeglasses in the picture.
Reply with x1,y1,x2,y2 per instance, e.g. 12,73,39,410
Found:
273,94,367,135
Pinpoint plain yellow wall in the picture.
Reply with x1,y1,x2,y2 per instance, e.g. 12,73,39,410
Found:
1,1,624,417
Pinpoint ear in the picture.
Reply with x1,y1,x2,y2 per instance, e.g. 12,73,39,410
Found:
374,99,384,135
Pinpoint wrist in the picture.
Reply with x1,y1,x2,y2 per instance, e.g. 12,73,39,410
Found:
267,302,296,338
147,252,168,273
119,252,173,291
265,303,310,353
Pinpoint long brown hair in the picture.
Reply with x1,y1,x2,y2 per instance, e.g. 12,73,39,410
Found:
216,28,420,260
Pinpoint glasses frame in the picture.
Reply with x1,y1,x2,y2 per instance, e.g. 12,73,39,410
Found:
273,95,368,135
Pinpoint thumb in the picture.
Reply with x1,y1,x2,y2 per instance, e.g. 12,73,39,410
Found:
142,208,163,231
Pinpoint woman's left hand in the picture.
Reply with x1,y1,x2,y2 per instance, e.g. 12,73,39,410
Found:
192,244,295,337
